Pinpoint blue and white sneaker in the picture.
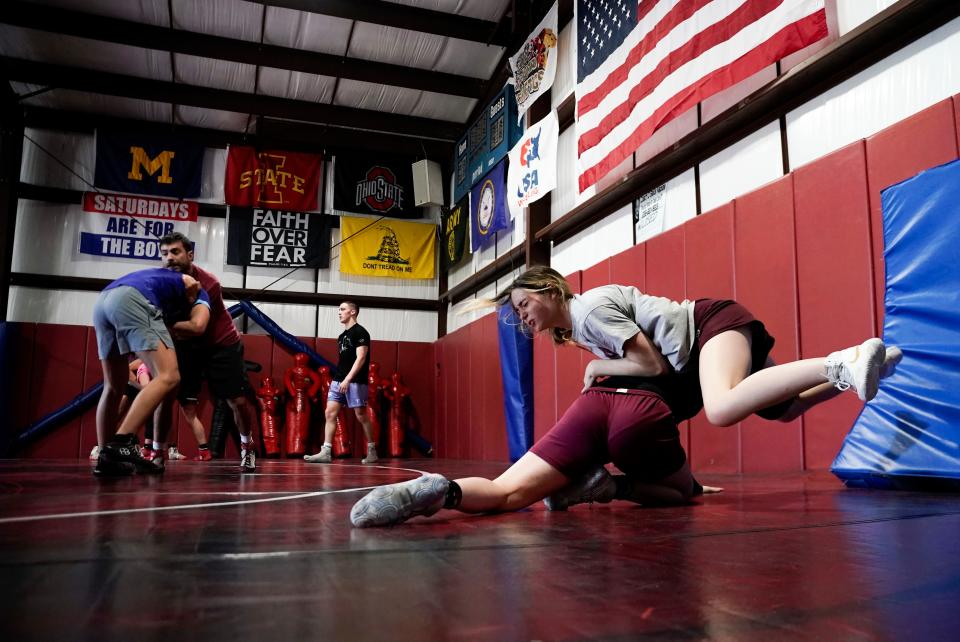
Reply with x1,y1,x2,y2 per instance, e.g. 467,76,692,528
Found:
350,473,448,528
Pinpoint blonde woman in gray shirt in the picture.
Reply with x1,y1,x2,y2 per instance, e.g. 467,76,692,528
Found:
507,266,898,425
348,266,900,528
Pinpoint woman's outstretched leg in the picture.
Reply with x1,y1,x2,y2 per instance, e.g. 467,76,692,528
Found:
698,329,888,427
350,452,568,528
456,452,569,513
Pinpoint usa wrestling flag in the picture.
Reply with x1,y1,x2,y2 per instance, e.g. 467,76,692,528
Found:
227,207,332,268
333,155,419,219
94,131,203,198
224,146,322,210
576,0,828,192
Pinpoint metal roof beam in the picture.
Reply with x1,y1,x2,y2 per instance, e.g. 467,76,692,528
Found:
3,57,463,141
0,1,486,99
250,0,510,46
21,107,453,159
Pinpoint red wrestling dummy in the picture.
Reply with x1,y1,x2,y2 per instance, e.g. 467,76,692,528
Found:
255,376,283,457
383,372,411,458
365,362,385,446
284,353,320,457
320,366,351,457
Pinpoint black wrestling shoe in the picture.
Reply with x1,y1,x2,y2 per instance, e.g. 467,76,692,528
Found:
543,466,617,511
103,434,165,475
93,451,135,477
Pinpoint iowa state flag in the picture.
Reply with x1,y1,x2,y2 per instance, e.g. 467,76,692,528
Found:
224,146,322,211
94,130,203,198
339,215,435,279
333,155,419,219
471,158,510,251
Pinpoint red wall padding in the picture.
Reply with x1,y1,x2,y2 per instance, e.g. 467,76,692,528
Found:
643,227,690,452
684,204,739,473
20,324,88,458
17,101,960,468
734,175,804,473
611,242,646,291
793,141,876,469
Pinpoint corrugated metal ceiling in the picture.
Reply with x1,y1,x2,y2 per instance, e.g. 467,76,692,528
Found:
0,0,516,142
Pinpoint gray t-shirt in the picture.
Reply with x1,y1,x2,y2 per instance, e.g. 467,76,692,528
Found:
568,285,697,370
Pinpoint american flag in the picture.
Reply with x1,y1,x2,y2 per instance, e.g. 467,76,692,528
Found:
576,0,828,192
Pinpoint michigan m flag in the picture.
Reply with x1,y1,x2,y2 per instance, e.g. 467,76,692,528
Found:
95,131,203,198
340,216,436,279
576,0,827,192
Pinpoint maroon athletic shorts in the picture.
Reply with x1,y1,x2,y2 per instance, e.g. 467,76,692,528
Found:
692,299,789,420
530,389,686,481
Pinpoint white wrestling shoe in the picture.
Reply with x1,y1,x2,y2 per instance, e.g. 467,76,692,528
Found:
304,446,332,463
880,346,903,379
361,443,379,464
824,338,886,401
350,473,448,528
543,466,617,511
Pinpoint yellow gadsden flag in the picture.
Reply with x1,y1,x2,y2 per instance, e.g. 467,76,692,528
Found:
339,215,436,279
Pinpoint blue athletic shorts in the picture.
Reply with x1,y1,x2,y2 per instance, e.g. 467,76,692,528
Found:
327,381,369,408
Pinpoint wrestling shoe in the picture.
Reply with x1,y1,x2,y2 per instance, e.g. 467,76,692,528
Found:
167,445,187,461
304,446,332,463
93,451,134,477
361,443,379,464
543,466,617,511
194,449,212,462
103,434,164,474
880,346,903,379
350,473,448,528
240,447,257,473
824,338,885,401
142,448,156,462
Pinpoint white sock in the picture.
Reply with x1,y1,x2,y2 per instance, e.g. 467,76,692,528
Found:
152,442,165,452
240,433,252,445
322,442,332,450
368,442,376,448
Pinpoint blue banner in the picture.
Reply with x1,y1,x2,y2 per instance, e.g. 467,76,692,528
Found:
470,158,510,251
94,130,204,198
497,306,534,462
453,84,524,204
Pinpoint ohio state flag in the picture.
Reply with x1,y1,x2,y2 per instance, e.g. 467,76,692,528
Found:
333,155,419,219
224,146,322,210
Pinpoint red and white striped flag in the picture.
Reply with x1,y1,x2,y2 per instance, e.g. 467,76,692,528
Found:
576,0,828,192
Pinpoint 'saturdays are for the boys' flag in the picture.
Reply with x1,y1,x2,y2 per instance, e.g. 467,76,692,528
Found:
79,192,198,261
507,110,558,217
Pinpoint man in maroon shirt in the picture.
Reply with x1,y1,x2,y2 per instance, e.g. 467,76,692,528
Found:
159,232,256,472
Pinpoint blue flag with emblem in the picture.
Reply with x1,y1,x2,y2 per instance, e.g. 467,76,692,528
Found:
470,158,510,251
94,130,204,198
